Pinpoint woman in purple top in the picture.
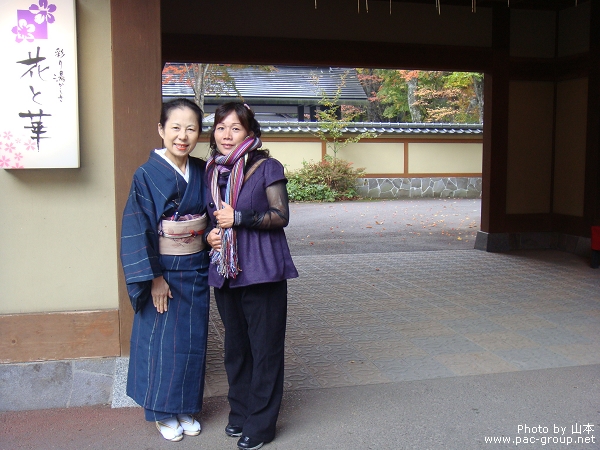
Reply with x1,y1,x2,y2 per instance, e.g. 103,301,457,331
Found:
205,102,298,450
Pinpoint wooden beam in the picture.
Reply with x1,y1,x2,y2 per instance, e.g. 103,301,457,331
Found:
585,0,600,226
162,34,494,73
481,3,510,233
111,0,162,355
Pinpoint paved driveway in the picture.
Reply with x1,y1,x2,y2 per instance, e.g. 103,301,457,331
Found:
286,198,481,255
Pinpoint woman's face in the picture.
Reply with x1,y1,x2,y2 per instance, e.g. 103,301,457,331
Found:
214,111,250,156
158,106,200,164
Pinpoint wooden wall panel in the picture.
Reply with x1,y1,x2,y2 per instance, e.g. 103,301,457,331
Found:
507,81,554,214
0,311,119,363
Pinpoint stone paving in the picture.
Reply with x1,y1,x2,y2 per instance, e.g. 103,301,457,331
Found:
202,249,600,397
356,176,482,199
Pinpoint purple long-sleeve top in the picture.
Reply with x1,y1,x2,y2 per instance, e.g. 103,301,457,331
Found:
206,156,298,288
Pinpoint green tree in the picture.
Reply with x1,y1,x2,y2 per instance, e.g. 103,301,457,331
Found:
311,70,378,159
285,70,373,202
372,69,412,122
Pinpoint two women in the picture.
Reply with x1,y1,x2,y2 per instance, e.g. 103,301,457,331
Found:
121,99,297,448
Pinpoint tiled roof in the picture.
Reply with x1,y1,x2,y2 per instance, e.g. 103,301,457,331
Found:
201,120,483,135
162,65,368,105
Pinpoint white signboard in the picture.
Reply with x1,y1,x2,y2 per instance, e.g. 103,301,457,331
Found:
1,0,79,169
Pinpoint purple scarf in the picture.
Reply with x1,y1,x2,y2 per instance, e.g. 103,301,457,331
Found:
206,136,262,278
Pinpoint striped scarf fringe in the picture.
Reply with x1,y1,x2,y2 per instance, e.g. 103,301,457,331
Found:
207,136,262,279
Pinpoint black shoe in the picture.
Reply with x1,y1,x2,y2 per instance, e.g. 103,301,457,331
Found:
237,435,264,450
225,424,243,437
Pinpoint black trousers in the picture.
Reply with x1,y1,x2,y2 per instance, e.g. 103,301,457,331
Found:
214,280,288,442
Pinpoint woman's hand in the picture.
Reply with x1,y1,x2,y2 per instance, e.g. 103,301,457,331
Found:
213,202,234,229
207,227,222,251
151,275,172,313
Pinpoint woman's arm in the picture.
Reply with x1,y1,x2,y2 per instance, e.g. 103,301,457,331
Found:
212,180,290,231
237,180,290,229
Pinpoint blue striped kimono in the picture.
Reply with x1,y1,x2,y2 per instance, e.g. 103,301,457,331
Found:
120,150,210,420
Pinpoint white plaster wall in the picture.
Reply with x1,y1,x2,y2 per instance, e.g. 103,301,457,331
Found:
266,141,323,172
408,142,482,174
192,140,323,173
0,0,117,314
336,142,404,174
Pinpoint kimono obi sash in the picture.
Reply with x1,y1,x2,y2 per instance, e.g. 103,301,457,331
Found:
158,213,207,255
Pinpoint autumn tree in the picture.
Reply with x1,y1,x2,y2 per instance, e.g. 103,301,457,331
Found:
162,63,275,113
414,71,483,123
355,68,386,122
365,69,483,123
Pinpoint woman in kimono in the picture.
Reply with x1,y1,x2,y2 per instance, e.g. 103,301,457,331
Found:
205,102,298,450
120,98,209,442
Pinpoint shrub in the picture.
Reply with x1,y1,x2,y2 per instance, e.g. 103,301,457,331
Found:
287,178,336,202
287,156,365,202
